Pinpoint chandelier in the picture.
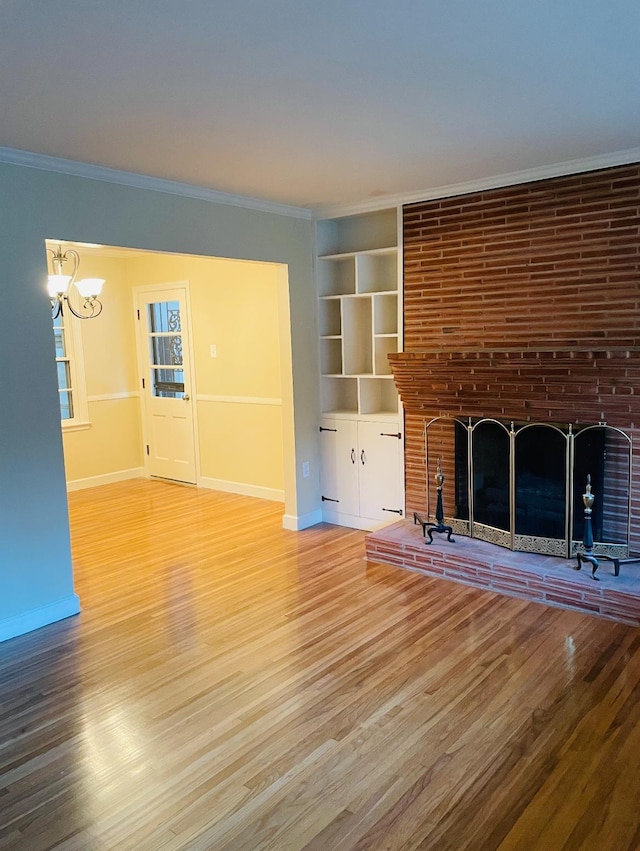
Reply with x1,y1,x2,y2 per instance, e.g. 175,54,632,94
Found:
46,244,105,319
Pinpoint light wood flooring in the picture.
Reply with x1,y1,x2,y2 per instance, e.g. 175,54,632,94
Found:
1,478,640,850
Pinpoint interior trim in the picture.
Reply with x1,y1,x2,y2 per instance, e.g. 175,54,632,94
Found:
196,394,282,406
87,392,140,402
0,594,80,643
315,146,640,217
0,146,313,220
282,510,324,531
199,476,284,503
66,468,145,492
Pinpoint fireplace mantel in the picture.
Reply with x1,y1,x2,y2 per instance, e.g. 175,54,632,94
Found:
389,348,640,428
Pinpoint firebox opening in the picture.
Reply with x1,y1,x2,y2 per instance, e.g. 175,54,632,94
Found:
427,417,631,558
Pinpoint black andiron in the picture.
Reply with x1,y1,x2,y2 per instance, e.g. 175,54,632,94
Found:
575,474,621,580
414,458,455,545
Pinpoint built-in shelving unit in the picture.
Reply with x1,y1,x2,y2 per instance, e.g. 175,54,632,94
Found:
316,206,404,530
317,208,400,419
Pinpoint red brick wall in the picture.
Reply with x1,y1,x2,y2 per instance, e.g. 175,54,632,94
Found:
395,163,640,548
403,164,640,351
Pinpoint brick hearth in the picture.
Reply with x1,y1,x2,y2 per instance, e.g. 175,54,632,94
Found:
366,521,640,626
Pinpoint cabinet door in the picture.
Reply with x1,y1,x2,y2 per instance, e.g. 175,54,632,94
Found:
319,418,359,516
357,421,404,521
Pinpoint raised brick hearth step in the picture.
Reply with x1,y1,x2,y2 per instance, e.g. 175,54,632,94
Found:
365,521,640,626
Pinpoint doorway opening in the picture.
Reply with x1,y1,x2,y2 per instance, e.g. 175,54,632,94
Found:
48,240,292,505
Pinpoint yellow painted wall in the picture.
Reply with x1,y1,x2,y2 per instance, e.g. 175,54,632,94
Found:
62,399,142,482
125,253,282,396
61,253,143,483
77,255,139,397
197,402,284,491
125,252,285,493
61,248,285,494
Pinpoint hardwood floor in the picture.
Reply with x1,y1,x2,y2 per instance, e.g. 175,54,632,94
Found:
1,479,640,850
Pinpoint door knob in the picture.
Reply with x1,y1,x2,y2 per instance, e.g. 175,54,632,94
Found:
183,394,190,401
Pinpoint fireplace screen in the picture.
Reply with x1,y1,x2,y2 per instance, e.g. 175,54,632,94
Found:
425,417,631,558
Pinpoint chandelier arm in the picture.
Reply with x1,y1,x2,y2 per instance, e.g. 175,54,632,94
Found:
63,248,80,283
47,245,80,282
51,297,63,319
64,295,103,320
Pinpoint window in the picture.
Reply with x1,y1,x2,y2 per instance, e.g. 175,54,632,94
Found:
53,312,89,427
53,314,74,419
147,300,185,398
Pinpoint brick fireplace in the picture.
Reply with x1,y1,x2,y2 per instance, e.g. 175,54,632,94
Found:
366,162,640,623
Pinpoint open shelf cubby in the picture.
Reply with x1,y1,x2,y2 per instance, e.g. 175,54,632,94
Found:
321,377,358,415
342,297,373,375
317,206,401,418
320,338,343,375
319,297,342,337
374,336,398,375
359,377,399,416
356,251,397,293
318,256,355,296
317,208,398,257
373,293,398,335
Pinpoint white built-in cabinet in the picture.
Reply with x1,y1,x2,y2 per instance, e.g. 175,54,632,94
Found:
319,418,404,528
316,207,404,530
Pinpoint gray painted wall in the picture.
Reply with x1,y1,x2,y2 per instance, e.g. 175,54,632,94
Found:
0,161,319,640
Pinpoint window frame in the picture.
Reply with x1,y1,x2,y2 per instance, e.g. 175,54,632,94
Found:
53,310,90,430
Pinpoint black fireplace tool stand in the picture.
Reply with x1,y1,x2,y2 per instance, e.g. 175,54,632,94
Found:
574,474,640,579
414,459,455,545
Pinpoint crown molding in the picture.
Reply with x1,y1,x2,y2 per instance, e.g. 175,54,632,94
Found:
314,146,640,219
0,147,313,220
3,144,638,223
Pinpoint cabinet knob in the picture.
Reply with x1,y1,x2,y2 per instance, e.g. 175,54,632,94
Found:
361,450,366,465
351,448,356,464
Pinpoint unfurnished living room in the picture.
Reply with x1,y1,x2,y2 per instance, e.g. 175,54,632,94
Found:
2,2,640,849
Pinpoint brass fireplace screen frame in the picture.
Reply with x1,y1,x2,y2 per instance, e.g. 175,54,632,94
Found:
425,417,632,559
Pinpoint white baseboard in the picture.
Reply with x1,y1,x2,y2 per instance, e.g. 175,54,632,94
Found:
198,476,284,502
66,468,145,492
0,594,81,643
282,510,324,531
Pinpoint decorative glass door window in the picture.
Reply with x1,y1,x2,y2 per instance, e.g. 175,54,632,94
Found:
147,300,185,398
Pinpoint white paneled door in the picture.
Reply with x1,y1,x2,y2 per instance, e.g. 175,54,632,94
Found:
135,285,197,484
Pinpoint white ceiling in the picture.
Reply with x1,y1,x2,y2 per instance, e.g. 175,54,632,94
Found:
2,1,639,210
